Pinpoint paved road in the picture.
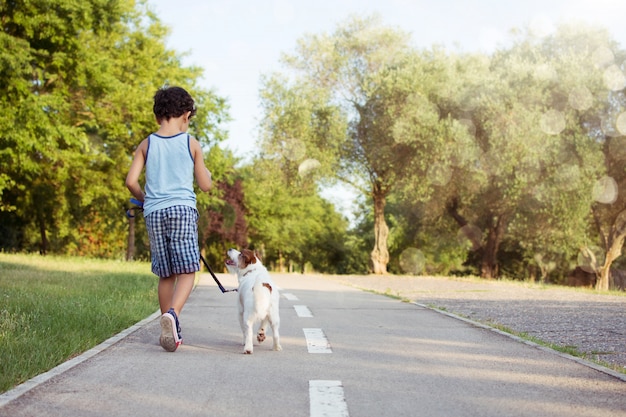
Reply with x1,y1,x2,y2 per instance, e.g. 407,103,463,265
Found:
1,273,624,417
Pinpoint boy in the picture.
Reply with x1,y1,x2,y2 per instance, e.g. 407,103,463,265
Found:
126,86,212,352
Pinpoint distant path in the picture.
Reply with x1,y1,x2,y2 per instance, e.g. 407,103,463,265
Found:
320,273,626,372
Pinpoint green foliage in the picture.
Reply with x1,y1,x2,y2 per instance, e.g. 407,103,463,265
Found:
2,7,626,287
241,157,351,274
258,15,626,283
0,0,229,257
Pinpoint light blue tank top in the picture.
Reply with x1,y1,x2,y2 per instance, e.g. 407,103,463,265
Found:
143,132,196,216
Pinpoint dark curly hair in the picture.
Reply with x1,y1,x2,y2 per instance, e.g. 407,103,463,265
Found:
153,86,197,122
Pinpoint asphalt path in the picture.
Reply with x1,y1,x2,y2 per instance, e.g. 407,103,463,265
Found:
1,273,624,417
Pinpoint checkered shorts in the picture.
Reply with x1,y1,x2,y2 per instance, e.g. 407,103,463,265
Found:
145,205,200,278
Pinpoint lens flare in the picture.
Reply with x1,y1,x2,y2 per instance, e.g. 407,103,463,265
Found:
577,246,604,274
601,115,621,137
457,224,482,251
616,112,626,135
603,65,626,91
399,247,425,275
591,46,614,69
540,109,565,135
592,176,618,204
280,138,306,161
429,162,452,186
555,164,581,191
298,158,321,177
568,86,593,111
458,118,476,137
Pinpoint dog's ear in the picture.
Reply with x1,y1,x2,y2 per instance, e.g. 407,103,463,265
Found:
241,249,256,265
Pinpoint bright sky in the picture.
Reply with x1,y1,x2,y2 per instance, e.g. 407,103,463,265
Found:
149,0,626,159
148,1,626,219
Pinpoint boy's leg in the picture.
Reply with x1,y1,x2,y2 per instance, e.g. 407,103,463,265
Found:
170,272,195,315
158,276,176,314
158,273,195,315
158,273,194,352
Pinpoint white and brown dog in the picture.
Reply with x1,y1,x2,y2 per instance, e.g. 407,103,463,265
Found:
225,248,281,354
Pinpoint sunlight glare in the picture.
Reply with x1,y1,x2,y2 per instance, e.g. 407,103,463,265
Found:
603,64,626,91
429,162,452,186
568,86,593,111
592,176,618,204
591,46,614,69
298,158,321,177
281,137,307,161
457,224,482,251
615,112,626,135
399,247,425,275
540,109,565,135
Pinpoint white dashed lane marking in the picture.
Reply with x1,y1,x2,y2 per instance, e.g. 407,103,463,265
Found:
286,292,344,415
303,328,332,353
294,305,313,317
282,292,299,301
309,380,350,417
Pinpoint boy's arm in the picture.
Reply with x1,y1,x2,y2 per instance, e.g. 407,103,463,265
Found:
190,137,212,192
125,139,147,202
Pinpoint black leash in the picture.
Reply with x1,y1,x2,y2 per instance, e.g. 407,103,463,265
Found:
200,254,237,293
127,198,237,294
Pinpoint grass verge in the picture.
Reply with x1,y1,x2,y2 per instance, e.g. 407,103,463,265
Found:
0,253,158,394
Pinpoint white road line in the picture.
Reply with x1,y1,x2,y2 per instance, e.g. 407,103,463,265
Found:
294,305,313,317
303,328,332,353
309,380,350,417
283,292,299,301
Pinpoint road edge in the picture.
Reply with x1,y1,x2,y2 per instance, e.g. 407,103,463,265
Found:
0,310,161,408
413,301,626,383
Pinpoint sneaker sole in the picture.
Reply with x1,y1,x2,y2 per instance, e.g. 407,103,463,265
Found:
159,313,181,352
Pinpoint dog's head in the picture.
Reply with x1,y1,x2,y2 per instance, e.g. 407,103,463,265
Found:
225,248,258,274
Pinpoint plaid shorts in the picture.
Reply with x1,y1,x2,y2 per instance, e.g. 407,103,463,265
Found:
145,205,200,278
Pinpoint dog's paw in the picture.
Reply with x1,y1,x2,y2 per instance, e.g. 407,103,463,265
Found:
244,344,253,354
273,343,282,351
257,331,266,343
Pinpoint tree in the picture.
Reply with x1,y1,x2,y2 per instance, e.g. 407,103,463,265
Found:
587,46,626,290
198,147,248,267
261,15,457,274
241,157,349,274
0,0,229,257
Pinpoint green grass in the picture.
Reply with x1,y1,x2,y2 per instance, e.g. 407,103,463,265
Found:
0,253,158,394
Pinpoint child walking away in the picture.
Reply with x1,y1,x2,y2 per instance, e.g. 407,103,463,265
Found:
125,86,213,352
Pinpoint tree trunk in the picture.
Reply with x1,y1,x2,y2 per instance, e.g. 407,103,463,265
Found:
37,211,48,255
370,189,389,274
480,214,507,279
596,209,626,290
278,250,285,273
447,198,482,251
126,213,136,261
481,226,500,279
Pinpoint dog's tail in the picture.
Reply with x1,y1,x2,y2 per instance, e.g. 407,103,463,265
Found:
253,280,272,314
